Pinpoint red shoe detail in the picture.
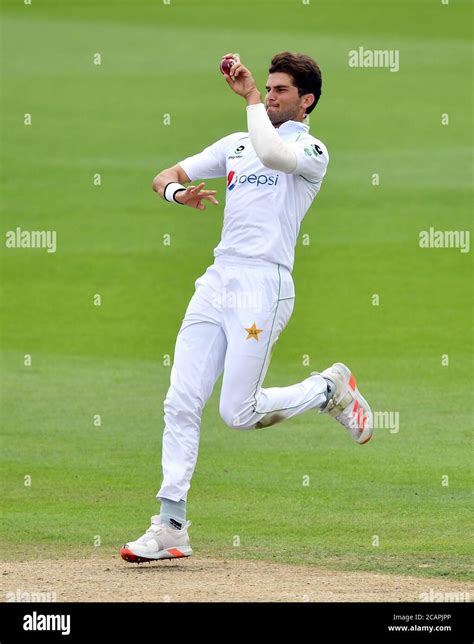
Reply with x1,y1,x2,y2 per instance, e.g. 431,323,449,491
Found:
167,548,186,558
120,546,153,564
349,374,357,391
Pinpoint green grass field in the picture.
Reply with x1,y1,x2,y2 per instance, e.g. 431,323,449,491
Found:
1,0,472,582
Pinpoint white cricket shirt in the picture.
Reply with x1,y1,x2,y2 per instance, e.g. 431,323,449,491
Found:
178,119,329,272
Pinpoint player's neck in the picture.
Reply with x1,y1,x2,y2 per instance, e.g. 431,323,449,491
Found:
274,118,306,129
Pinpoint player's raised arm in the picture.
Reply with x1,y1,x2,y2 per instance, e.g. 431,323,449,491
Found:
221,53,323,178
152,164,219,211
221,54,299,173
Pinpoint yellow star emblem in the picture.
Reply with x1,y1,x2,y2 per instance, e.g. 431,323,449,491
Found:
245,322,263,341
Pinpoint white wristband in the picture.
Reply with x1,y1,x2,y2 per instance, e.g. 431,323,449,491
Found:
164,182,186,204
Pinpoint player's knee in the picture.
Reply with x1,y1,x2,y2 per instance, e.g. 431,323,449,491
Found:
164,386,202,421
219,401,256,430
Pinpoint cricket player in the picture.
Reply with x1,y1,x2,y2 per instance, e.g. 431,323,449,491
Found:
121,52,373,563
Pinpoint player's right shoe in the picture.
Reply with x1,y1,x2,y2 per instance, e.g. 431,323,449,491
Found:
120,516,192,563
316,362,373,445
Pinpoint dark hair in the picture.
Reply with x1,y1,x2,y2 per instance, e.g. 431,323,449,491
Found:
268,52,322,115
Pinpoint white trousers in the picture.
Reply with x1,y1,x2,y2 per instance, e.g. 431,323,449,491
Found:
157,255,327,502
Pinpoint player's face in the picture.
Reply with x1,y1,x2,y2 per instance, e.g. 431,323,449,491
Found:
264,72,308,126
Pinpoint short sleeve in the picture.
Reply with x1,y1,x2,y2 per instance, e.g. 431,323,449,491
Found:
178,134,237,181
289,138,329,183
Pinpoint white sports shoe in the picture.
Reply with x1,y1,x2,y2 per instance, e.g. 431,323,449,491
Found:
317,362,373,445
120,516,192,563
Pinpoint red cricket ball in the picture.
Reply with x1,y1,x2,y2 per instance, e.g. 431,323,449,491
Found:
220,56,235,76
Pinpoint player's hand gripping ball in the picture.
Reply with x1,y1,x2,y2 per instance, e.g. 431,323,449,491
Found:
220,55,236,76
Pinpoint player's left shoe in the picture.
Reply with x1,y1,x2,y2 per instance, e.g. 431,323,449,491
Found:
316,362,373,444
120,516,192,563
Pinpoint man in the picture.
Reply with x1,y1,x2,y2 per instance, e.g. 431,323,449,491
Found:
120,52,373,564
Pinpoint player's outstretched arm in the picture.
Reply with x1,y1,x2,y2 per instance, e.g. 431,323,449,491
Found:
152,164,219,211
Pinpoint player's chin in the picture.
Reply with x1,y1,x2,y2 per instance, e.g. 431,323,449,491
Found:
266,107,279,121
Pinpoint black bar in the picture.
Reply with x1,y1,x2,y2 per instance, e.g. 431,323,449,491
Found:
1,601,471,642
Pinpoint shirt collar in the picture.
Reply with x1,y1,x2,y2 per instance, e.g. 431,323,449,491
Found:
277,120,309,134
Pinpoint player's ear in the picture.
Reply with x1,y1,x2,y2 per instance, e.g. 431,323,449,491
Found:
303,93,315,111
